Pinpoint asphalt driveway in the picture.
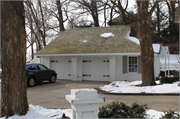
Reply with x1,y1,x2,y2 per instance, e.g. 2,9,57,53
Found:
27,80,180,112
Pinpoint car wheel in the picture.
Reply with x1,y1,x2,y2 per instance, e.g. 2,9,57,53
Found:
28,77,35,87
49,75,56,83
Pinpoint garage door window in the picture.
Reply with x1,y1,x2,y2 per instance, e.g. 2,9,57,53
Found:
129,56,137,72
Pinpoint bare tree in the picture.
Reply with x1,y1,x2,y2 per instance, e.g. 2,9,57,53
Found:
166,0,178,42
1,1,29,117
73,0,103,27
137,0,159,86
111,0,130,25
25,0,62,59
38,0,46,46
67,15,78,29
56,0,66,31
25,0,43,51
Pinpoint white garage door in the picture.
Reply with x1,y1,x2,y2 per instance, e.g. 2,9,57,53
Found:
50,57,71,80
82,57,109,81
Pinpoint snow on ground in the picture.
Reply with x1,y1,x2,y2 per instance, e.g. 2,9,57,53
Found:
0,104,168,119
0,104,72,119
100,32,114,38
100,80,180,93
146,110,165,119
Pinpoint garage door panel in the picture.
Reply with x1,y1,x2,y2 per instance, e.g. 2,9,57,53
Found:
82,57,109,81
50,57,71,80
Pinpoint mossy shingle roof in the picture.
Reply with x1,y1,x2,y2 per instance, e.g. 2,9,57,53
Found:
37,25,140,54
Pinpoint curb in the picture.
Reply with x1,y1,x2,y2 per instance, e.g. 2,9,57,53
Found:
94,87,180,96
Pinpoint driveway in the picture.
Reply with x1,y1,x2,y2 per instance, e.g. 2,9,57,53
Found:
27,80,180,112
0,80,179,112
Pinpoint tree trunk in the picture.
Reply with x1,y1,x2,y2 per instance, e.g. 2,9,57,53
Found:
109,6,114,26
91,0,99,27
1,1,29,117
30,14,34,60
156,3,160,34
137,1,156,86
104,3,107,27
38,0,46,46
56,0,65,31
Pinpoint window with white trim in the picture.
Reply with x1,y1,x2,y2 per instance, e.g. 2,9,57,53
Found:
128,56,137,72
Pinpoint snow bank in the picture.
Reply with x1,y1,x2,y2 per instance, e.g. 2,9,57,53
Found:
146,110,164,119
0,104,174,119
100,32,114,38
0,104,72,119
100,80,180,93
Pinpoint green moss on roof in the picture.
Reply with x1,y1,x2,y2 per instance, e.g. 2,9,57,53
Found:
37,25,140,54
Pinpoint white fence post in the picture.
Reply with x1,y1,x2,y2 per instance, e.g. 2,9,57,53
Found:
66,88,104,119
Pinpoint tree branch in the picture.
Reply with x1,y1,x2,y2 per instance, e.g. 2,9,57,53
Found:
149,1,160,16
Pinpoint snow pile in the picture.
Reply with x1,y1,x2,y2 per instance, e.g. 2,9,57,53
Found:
146,110,165,119
152,44,160,53
0,104,72,119
79,40,88,43
100,80,180,93
125,30,162,54
127,36,140,44
100,32,114,38
125,30,140,44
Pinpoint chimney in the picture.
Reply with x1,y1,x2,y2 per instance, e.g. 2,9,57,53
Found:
130,15,139,38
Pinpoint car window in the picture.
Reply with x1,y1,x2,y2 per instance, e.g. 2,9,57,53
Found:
39,65,48,70
26,66,32,70
26,65,39,70
32,65,39,70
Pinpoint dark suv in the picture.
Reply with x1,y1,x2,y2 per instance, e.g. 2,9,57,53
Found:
26,63,57,87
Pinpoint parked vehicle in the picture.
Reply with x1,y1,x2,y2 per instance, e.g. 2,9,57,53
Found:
26,63,57,87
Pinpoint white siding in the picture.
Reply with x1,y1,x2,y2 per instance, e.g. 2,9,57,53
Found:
154,56,160,78
116,55,141,82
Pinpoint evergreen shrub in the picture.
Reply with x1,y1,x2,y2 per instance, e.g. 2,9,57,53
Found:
160,110,180,118
160,76,179,84
98,101,148,118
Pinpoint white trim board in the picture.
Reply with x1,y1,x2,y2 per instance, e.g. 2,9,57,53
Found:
37,52,141,57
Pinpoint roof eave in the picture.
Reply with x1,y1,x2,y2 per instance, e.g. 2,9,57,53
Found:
36,52,141,57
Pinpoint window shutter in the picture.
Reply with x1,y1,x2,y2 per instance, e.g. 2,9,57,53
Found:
138,56,142,74
123,56,127,74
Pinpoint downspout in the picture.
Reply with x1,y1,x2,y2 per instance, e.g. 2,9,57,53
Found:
165,57,166,77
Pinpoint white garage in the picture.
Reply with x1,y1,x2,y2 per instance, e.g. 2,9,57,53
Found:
36,26,168,82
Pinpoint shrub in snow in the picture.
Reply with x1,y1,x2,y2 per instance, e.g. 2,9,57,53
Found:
98,101,148,118
160,110,180,118
160,76,179,84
